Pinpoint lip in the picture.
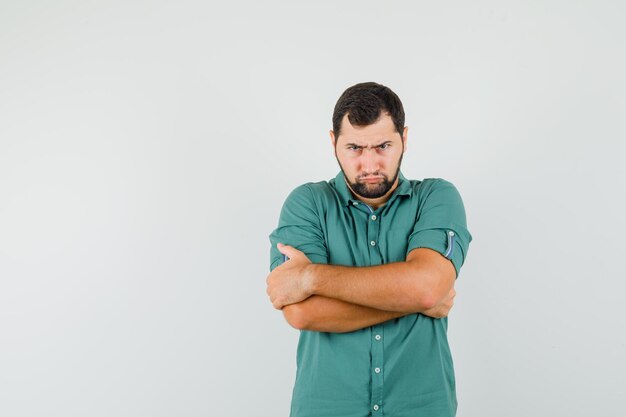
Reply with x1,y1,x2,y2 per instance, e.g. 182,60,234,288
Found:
361,177,384,183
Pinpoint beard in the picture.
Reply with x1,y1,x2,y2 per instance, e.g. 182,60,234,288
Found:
339,153,403,199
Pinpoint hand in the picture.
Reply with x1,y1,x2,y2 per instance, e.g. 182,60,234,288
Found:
421,287,456,319
266,243,313,310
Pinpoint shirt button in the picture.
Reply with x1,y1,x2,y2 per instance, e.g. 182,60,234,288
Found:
374,367,381,374
373,404,379,411
375,334,381,341
352,201,359,206
448,230,455,237
371,214,377,221
370,240,376,246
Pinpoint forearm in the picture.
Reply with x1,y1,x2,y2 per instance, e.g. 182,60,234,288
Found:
283,295,408,333
307,256,452,313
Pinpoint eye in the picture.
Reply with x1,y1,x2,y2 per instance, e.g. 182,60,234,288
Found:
347,145,361,151
379,143,390,150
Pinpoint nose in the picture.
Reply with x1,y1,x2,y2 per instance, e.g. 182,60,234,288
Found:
360,148,380,175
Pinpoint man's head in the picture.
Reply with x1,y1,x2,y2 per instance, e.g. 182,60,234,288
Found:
330,82,408,202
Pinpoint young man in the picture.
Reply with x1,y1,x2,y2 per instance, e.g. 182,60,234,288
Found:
267,82,472,417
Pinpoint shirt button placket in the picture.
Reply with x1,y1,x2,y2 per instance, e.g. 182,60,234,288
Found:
371,325,384,415
366,205,380,265
365,204,384,415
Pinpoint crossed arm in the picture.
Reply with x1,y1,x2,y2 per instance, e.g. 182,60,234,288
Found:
266,244,457,333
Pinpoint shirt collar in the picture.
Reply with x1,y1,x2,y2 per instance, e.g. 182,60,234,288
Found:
333,170,413,207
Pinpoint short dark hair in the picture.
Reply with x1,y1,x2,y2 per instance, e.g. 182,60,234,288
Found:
332,82,405,140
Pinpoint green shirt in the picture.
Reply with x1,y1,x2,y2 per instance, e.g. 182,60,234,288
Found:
269,170,472,417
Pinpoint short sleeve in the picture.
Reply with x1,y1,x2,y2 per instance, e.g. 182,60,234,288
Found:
406,179,472,278
268,184,329,272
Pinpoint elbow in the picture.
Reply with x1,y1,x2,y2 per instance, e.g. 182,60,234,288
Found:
282,303,309,330
408,275,445,312
414,276,453,311
395,292,437,313
399,290,437,312
404,249,456,312
418,292,438,311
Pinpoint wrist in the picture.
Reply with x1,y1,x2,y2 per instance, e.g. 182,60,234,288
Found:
303,263,319,296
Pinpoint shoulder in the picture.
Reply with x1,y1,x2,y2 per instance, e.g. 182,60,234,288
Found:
279,180,334,221
409,177,463,200
284,180,336,205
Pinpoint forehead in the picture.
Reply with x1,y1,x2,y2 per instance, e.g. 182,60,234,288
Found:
337,113,401,145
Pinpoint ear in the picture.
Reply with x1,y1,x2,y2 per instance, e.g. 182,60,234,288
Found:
402,126,408,152
329,130,336,148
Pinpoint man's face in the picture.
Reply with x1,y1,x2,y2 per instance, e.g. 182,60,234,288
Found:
331,113,407,200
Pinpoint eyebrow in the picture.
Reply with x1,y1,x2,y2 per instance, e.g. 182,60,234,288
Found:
344,140,393,148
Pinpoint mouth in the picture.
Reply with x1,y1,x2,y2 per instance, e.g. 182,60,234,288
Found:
360,176,384,183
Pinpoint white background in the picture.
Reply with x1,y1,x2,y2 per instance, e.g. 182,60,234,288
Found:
1,1,625,416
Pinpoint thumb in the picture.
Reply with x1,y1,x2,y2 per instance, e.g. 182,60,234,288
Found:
277,243,299,259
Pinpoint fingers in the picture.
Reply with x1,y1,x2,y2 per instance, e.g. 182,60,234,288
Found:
271,293,285,310
266,280,285,310
267,289,283,310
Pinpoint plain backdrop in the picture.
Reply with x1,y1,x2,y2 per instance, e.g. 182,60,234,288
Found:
1,1,625,416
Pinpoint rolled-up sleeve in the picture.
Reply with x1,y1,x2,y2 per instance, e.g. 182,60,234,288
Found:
405,179,472,277
269,184,329,272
